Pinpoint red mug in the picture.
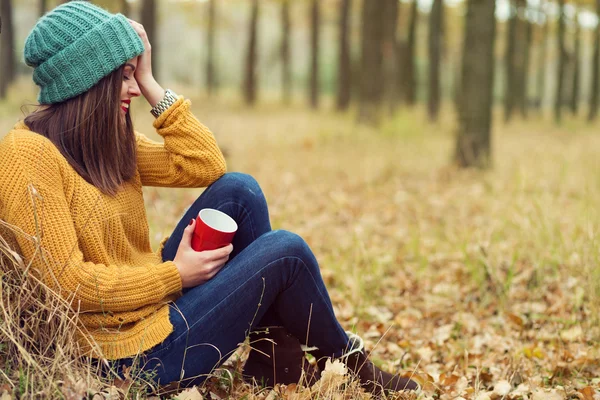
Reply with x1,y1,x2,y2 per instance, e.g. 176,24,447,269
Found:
191,208,238,251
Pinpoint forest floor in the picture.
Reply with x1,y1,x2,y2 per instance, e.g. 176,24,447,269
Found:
1,81,600,399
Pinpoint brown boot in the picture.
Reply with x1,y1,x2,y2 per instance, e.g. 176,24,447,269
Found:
322,333,420,395
243,326,318,387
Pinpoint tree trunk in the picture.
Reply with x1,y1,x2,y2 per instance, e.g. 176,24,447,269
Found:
428,0,444,121
281,0,291,105
0,0,15,99
309,0,320,109
535,0,548,111
520,18,533,117
455,0,496,168
206,0,217,96
140,0,158,80
405,0,418,105
555,0,566,123
589,0,600,121
39,0,47,16
382,0,399,114
504,0,517,121
504,0,529,121
358,0,385,123
336,0,352,111
120,0,130,16
571,10,581,115
244,0,259,105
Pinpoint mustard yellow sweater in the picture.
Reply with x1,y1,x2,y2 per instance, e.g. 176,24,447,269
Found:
0,96,226,360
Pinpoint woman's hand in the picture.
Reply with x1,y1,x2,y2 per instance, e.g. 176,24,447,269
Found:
126,18,166,107
173,219,234,288
126,18,154,86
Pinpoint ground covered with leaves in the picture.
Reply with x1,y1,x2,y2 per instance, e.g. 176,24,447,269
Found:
136,96,600,399
1,86,600,398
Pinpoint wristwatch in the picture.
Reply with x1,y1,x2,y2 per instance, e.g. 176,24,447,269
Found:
150,89,178,118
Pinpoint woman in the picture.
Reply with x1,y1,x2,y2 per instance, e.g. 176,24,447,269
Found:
0,1,419,396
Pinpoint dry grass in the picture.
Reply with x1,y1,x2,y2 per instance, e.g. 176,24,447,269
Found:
1,80,600,398
0,224,114,398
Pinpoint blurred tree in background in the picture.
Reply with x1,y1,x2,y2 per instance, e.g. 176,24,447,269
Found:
140,0,158,78
336,0,352,111
309,0,320,109
3,0,600,168
358,0,385,123
455,0,496,168
428,0,444,121
383,0,400,115
205,0,217,96
281,0,291,105
590,0,600,120
244,0,259,105
0,0,15,98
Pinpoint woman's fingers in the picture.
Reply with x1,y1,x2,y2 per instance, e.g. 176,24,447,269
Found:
126,19,151,48
201,244,233,261
202,258,228,281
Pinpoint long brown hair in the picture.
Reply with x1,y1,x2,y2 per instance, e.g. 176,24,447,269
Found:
24,65,137,197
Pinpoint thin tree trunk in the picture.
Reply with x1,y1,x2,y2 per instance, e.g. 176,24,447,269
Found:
281,0,291,105
589,0,600,121
405,0,418,105
455,0,496,168
504,0,517,121
336,0,352,111
520,18,533,117
555,0,566,123
358,0,385,123
244,0,259,105
309,0,320,109
383,0,399,114
39,0,47,16
505,0,531,120
504,0,528,120
536,0,548,111
140,0,158,80
571,10,581,115
428,0,444,121
0,0,15,99
206,0,217,96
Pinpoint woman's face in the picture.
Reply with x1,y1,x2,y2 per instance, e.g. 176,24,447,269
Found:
120,56,141,115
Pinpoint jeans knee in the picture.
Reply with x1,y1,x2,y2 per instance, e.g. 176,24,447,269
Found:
268,230,313,263
213,173,265,204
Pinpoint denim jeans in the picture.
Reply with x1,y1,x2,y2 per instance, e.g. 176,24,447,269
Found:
115,173,350,388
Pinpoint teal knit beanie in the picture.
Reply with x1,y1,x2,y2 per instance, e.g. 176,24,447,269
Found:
24,1,145,104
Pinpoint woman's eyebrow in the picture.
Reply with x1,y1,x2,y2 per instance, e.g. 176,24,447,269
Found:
125,63,136,71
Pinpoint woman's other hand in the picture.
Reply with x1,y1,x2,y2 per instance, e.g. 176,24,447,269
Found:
126,18,153,86
173,219,234,288
126,18,166,107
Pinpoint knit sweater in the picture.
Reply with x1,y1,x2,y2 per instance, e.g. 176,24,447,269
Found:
0,96,226,360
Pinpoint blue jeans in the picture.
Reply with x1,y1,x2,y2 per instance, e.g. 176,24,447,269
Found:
115,173,350,387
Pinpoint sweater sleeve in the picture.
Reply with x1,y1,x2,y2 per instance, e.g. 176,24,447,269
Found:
0,134,182,313
135,95,227,188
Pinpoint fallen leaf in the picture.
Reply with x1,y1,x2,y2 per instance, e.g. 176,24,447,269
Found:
579,387,596,400
174,387,203,400
532,388,565,400
560,326,583,342
493,380,511,396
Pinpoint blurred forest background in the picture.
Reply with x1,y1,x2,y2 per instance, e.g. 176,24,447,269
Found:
3,0,600,166
1,0,600,398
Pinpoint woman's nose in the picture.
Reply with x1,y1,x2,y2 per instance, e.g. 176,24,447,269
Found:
129,81,141,97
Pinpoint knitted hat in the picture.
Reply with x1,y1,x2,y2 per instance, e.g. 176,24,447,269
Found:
24,1,145,104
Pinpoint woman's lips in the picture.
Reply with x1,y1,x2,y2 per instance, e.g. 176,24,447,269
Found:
121,100,130,113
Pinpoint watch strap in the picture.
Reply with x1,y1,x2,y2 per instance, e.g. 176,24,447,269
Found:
150,89,178,118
